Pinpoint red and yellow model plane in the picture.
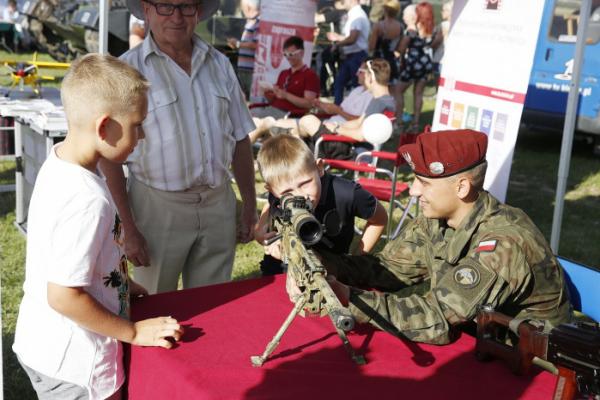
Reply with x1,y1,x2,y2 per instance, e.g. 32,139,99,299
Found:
2,53,70,97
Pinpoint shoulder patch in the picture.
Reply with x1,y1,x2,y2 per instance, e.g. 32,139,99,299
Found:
475,239,497,252
453,266,480,288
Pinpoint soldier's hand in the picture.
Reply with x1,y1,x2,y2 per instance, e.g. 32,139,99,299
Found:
326,275,350,307
132,317,183,349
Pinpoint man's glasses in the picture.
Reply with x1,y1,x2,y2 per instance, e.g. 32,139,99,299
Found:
143,0,200,17
283,49,302,58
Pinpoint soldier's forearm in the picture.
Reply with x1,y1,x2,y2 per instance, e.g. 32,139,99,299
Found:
349,288,452,345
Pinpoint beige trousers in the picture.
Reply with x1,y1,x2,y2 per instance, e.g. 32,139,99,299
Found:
129,178,237,294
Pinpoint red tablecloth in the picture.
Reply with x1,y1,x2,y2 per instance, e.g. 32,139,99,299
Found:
127,275,556,399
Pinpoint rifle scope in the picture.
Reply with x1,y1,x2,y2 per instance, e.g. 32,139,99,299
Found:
280,195,324,246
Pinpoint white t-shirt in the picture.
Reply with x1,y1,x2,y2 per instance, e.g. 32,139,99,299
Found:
341,4,370,55
13,144,128,400
326,85,373,125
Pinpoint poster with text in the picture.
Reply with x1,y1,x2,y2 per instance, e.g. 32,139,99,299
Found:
251,0,317,102
432,0,544,202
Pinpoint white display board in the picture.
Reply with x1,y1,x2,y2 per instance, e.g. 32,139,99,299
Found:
432,0,545,202
251,0,317,102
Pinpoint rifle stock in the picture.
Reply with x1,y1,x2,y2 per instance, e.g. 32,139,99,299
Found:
476,306,600,400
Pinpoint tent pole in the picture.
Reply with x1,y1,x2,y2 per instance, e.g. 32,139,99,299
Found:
550,0,592,253
99,0,109,54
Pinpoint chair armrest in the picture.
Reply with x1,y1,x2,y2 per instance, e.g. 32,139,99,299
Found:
319,134,360,143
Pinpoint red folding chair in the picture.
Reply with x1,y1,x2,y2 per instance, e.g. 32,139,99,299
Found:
316,125,428,240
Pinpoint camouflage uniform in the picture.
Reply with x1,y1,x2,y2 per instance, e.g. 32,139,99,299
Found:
325,191,572,344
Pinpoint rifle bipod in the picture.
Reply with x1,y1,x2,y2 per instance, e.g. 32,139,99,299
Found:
250,296,366,367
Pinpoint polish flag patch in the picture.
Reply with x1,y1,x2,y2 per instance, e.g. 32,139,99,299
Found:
476,240,497,252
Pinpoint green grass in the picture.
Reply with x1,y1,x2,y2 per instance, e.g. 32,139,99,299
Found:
1,59,600,399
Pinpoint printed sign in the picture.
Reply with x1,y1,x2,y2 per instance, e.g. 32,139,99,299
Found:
251,0,317,102
432,0,545,201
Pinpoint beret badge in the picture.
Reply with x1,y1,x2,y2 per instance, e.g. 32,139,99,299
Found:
402,152,415,170
429,161,445,176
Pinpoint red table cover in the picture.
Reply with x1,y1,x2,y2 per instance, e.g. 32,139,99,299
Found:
127,275,556,399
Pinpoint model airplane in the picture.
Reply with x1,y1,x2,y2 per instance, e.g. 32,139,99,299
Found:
1,54,70,97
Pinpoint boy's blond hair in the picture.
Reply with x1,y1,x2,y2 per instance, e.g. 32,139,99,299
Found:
257,135,317,187
61,53,149,125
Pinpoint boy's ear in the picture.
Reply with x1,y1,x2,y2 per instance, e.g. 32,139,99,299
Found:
316,158,325,176
96,114,111,141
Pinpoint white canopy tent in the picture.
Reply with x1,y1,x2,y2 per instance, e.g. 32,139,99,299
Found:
550,0,592,253
99,0,109,54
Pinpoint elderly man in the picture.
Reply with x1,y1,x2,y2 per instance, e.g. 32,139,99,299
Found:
101,0,257,294
291,129,572,344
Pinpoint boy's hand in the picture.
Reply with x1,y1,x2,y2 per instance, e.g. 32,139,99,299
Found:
132,317,183,349
285,273,303,303
124,226,150,266
264,236,282,260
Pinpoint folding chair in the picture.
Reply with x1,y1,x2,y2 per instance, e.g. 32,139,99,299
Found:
315,122,425,239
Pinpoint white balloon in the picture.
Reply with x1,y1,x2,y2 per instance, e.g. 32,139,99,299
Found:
362,113,393,145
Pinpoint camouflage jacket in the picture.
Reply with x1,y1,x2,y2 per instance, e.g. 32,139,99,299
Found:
326,191,572,344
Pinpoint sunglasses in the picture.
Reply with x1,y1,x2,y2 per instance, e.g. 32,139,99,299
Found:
366,60,376,81
143,0,200,17
283,49,302,58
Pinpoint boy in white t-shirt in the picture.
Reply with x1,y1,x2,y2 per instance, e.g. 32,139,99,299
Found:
12,54,183,400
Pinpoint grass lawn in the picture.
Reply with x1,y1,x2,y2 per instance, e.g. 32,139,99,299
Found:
1,65,600,399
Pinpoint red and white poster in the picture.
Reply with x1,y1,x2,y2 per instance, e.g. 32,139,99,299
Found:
432,0,544,202
251,0,317,102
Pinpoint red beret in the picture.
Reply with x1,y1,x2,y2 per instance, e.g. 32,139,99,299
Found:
399,129,488,178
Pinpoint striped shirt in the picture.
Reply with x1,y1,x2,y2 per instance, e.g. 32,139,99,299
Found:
120,34,255,191
238,17,259,71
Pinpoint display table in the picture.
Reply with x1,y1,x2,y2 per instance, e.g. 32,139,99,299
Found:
13,116,67,233
0,93,67,232
128,275,556,399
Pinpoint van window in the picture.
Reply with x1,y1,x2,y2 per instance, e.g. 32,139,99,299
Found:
549,0,600,44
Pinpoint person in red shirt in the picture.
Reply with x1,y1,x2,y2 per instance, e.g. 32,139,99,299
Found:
251,36,320,142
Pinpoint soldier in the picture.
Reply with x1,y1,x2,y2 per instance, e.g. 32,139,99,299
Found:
293,129,572,344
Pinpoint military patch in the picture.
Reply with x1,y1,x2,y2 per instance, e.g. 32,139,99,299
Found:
402,151,415,170
429,161,445,175
475,240,497,252
453,267,480,288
